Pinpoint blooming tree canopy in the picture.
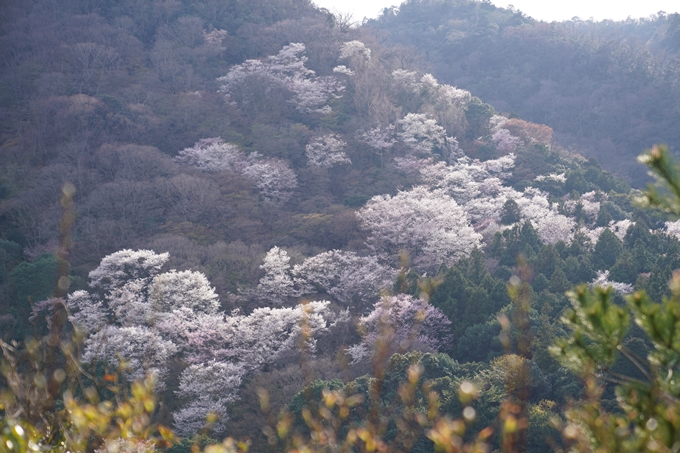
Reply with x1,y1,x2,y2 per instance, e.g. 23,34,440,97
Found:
67,249,336,437
357,186,482,270
174,137,247,173
305,134,351,168
241,157,297,202
398,113,448,156
217,43,344,113
175,138,297,203
347,294,452,363
293,250,397,309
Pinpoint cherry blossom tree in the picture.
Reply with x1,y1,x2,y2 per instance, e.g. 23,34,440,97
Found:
174,138,297,203
181,301,336,368
67,249,338,437
292,250,397,309
245,246,299,305
398,113,448,156
534,173,566,183
419,155,518,224
241,158,298,202
305,134,351,168
87,249,169,292
347,294,451,364
339,40,371,61
564,191,602,223
358,124,396,166
174,137,247,172
492,128,522,154
515,189,576,244
173,361,246,437
217,43,344,113
665,220,680,240
357,186,482,270
81,325,177,388
590,270,634,294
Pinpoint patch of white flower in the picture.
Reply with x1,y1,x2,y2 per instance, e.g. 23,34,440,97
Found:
665,220,680,240
535,173,567,182
306,134,351,168
590,270,634,294
398,113,448,156
358,124,397,151
489,115,508,132
218,43,344,113
339,40,371,60
333,65,355,76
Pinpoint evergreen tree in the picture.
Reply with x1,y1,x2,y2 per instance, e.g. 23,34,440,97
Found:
548,268,571,294
609,251,637,284
592,229,623,270
632,239,653,274
595,204,613,227
623,219,653,249
463,287,493,327
459,247,489,286
500,199,521,225
533,273,549,293
430,267,471,323
10,254,58,305
520,221,543,255
536,244,561,278
565,170,589,195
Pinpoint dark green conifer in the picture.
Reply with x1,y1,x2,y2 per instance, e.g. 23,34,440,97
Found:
592,229,623,270
500,199,521,225
548,268,571,294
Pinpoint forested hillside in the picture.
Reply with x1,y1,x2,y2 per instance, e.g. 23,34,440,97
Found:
2,1,680,452
369,0,680,184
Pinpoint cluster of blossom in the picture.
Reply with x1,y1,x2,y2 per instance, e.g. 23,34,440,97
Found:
346,294,451,364
175,138,248,172
305,133,351,168
68,249,335,437
515,188,576,244
241,157,298,202
391,70,471,108
358,124,397,152
417,156,583,244
292,250,398,308
245,247,396,310
578,219,635,247
398,113,449,156
419,155,517,223
534,173,566,182
391,69,421,91
248,246,299,305
492,128,522,154
357,186,482,271
564,191,602,222
183,302,336,367
172,361,244,436
665,220,680,240
332,65,354,76
217,43,344,113
489,115,509,132
203,29,228,47
175,138,297,202
338,40,371,61
590,270,634,294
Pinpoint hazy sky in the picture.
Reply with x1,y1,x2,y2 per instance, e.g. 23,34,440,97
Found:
312,0,680,23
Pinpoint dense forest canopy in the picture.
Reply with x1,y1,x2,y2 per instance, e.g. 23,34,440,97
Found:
2,0,680,452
